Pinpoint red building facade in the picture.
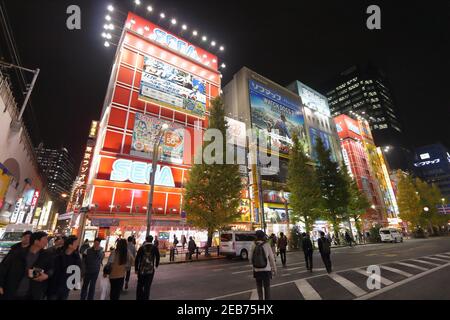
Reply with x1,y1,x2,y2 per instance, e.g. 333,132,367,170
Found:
82,13,221,242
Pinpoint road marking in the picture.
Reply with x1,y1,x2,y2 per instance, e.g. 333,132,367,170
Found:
356,262,450,300
286,266,304,271
232,269,254,274
231,264,252,269
250,289,258,300
380,266,412,277
394,262,428,271
328,273,367,297
409,259,440,267
434,254,450,259
212,268,225,272
353,268,394,286
294,279,322,300
282,273,292,277
423,256,449,263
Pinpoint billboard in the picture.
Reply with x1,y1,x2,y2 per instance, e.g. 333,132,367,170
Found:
296,82,331,117
139,55,207,118
131,112,185,164
248,79,305,155
309,127,337,162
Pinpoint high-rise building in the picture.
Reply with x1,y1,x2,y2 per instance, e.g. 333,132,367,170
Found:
412,143,450,213
323,64,411,171
334,114,401,230
35,144,75,201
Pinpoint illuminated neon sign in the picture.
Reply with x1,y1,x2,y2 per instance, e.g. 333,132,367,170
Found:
110,159,175,187
414,158,440,167
150,28,200,61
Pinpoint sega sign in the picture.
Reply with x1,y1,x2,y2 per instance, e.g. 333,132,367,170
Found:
110,159,175,187
150,28,200,61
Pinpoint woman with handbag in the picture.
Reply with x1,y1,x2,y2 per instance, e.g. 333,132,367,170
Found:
103,239,134,300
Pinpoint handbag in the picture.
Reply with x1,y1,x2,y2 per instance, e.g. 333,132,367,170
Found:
103,251,114,275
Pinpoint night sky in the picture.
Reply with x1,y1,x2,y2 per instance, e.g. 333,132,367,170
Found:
3,0,450,169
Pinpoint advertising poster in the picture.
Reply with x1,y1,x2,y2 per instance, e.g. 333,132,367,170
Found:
131,113,185,164
139,55,207,118
297,82,331,117
309,127,336,162
248,80,306,156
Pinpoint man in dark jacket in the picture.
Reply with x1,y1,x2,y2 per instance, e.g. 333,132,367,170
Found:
80,238,104,300
47,236,82,300
9,230,32,252
277,232,288,267
0,231,52,300
135,236,160,300
318,231,332,273
301,233,314,272
187,236,196,260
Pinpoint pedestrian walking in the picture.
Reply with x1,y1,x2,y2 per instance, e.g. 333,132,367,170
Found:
47,236,82,300
0,231,51,300
268,234,277,262
104,239,134,300
345,231,353,247
301,233,314,272
249,230,276,300
154,236,159,249
173,235,179,255
181,234,187,250
124,236,137,290
318,231,332,273
79,239,90,260
187,236,196,260
80,238,104,300
135,235,160,300
277,232,288,267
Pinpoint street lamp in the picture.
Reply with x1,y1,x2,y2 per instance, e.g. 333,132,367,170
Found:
423,206,429,212
279,190,290,237
145,123,170,237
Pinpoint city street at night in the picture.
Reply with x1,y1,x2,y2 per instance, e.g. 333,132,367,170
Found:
68,237,450,300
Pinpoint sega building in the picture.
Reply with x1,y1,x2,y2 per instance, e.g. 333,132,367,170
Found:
82,13,220,244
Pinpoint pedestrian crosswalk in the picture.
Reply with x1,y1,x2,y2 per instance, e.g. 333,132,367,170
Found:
210,252,450,300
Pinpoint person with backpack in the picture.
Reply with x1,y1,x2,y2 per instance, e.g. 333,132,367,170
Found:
301,232,314,272
135,236,160,300
318,231,332,273
277,232,288,267
248,230,277,300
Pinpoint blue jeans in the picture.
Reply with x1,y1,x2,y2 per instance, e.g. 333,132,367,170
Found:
80,272,99,300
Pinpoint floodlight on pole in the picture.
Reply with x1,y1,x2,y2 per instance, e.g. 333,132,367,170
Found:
107,5,114,12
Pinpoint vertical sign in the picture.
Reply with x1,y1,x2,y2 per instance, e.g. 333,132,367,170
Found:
9,198,23,223
24,190,40,224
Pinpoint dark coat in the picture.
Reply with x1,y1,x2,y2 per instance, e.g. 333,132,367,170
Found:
188,240,197,252
135,243,160,273
0,247,53,300
302,237,314,253
318,237,331,255
47,250,82,296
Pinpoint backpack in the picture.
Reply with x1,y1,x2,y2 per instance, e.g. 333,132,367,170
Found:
139,245,155,275
252,242,268,268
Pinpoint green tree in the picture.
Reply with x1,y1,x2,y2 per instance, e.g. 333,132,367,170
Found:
396,171,423,232
314,137,350,243
183,97,242,254
347,178,370,237
287,133,321,233
415,179,447,235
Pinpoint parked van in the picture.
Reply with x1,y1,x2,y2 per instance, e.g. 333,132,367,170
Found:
379,228,403,243
0,224,35,262
219,231,257,260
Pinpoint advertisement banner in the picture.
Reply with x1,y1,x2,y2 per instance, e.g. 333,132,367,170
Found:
131,113,185,164
248,80,305,156
139,55,207,118
296,82,331,117
309,127,337,162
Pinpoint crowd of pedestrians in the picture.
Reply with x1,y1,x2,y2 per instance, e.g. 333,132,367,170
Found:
0,231,162,301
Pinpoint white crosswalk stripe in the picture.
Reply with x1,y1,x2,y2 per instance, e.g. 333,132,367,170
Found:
353,268,394,286
250,289,258,300
294,279,322,300
286,266,304,271
328,273,367,297
232,269,253,274
380,265,412,277
394,262,428,271
410,259,440,267
423,256,449,263
434,254,450,259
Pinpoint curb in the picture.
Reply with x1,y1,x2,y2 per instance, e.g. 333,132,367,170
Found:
160,255,226,265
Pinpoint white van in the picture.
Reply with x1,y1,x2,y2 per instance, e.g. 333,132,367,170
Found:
0,224,35,262
220,231,257,260
380,228,403,243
